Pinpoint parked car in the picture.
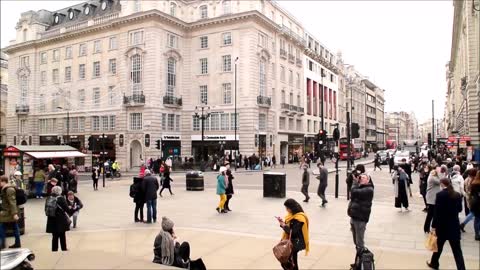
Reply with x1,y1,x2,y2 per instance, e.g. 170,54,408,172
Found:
394,151,411,165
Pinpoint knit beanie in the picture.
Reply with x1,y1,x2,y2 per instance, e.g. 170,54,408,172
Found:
162,216,174,231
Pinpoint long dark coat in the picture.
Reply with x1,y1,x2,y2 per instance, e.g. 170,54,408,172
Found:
432,190,462,240
46,196,73,234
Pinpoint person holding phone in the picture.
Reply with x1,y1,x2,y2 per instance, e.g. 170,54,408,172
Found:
276,198,309,270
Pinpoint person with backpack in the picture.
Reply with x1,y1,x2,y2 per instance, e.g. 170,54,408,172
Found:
45,186,73,251
131,177,145,223
0,176,21,249
392,166,410,212
66,191,83,229
347,173,374,270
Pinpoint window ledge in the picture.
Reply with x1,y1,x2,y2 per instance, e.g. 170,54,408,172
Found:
220,44,232,47
197,74,209,77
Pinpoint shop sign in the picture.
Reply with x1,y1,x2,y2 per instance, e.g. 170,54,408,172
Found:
4,146,20,157
191,135,239,141
288,135,304,145
162,135,181,141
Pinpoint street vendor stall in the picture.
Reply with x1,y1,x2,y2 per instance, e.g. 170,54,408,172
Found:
3,145,86,186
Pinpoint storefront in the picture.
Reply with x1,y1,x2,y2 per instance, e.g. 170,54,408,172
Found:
39,136,61,146
161,135,181,159
191,135,239,161
304,135,316,154
91,134,116,165
63,135,86,170
288,134,304,163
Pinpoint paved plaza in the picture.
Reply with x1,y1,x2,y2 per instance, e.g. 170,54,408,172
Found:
8,166,480,269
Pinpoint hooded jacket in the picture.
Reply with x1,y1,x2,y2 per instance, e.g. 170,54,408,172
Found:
0,185,18,223
450,172,465,197
347,180,374,222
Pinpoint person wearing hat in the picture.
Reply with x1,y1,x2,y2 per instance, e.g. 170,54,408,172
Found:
153,217,192,268
216,167,228,213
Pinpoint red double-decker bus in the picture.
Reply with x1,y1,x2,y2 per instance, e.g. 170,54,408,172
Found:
339,137,361,160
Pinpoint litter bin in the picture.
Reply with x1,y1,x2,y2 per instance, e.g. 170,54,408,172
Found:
186,171,204,191
5,206,25,236
263,172,286,198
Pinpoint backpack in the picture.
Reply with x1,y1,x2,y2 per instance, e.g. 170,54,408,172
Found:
354,248,375,270
14,188,27,205
45,196,58,217
129,183,138,198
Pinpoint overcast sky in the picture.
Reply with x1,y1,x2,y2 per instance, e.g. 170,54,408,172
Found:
1,0,453,123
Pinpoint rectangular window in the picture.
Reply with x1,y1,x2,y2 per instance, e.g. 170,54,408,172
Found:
130,113,142,130
78,89,85,106
280,66,285,82
108,59,117,74
65,46,72,59
296,73,300,89
92,116,100,131
230,113,239,130
93,88,100,104
296,120,302,131
279,117,286,130
40,52,47,64
167,114,175,131
200,58,208,74
101,116,109,130
19,56,28,67
79,64,85,79
175,115,180,132
94,40,102,53
192,116,200,131
93,61,100,78
129,30,144,46
108,86,115,105
289,118,294,130
288,70,293,85
19,119,26,134
258,33,267,48
200,5,208,19
200,85,208,104
79,43,87,56
220,113,229,130
64,66,72,82
210,113,219,131
167,33,178,48
222,32,232,46
109,115,116,130
52,69,59,84
40,71,47,86
161,113,167,130
200,36,208,49
259,114,266,131
109,36,118,50
222,83,231,104
222,55,232,72
223,0,231,14
52,49,60,61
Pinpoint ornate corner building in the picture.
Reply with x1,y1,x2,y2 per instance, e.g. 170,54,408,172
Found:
445,0,480,147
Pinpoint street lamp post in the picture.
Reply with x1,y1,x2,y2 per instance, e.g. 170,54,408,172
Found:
194,106,211,171
234,57,239,171
99,133,107,188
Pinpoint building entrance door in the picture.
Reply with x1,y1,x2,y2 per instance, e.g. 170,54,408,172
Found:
130,140,142,169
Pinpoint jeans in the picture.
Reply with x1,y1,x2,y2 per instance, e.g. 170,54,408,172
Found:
430,238,465,270
475,215,480,237
318,184,328,205
146,199,157,223
0,222,21,247
461,212,475,226
52,232,67,251
35,182,45,197
350,219,366,250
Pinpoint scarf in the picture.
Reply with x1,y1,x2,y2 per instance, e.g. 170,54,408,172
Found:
282,212,310,255
159,230,175,265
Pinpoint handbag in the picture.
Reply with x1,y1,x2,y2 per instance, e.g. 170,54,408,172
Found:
425,231,438,252
273,231,293,264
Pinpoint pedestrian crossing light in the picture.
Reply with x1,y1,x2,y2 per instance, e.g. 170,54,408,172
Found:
351,123,360,139
155,139,161,150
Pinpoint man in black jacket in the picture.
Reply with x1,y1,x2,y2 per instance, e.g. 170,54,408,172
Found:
347,173,374,264
142,170,159,224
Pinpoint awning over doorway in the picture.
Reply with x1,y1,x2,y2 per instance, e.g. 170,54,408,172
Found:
25,151,86,159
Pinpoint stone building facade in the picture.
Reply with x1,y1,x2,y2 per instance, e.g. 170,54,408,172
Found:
0,51,8,169
445,0,480,147
4,0,310,170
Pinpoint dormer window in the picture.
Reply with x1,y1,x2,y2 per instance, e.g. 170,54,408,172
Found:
54,15,60,24
68,10,74,20
84,6,90,15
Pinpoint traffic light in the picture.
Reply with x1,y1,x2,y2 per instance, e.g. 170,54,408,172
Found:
155,139,161,150
87,136,96,151
333,128,340,141
427,133,432,146
351,123,360,139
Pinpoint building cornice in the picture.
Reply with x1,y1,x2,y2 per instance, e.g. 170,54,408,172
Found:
4,10,289,54
449,0,465,70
